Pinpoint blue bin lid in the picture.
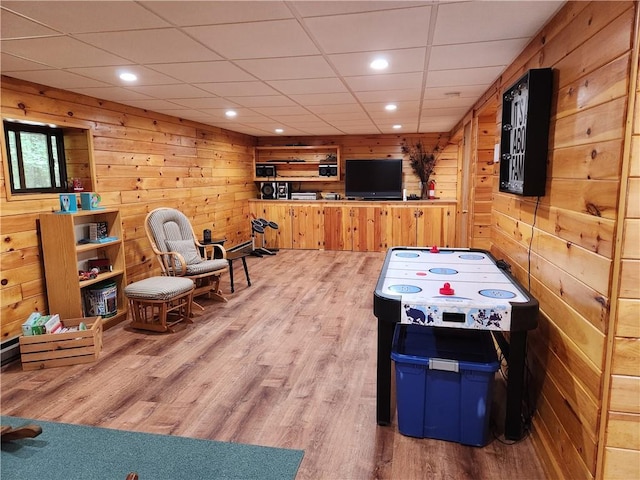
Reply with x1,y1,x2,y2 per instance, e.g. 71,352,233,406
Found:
391,324,499,372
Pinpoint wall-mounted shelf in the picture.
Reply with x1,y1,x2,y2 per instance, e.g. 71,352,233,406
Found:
254,145,341,182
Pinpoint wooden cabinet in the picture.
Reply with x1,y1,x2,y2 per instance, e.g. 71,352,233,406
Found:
250,200,457,252
251,202,324,250
254,145,341,182
389,205,457,247
39,209,128,329
324,205,386,252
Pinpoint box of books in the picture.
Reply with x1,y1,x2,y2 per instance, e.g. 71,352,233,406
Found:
19,317,103,370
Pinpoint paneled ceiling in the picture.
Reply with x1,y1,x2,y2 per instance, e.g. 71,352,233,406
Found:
1,1,564,137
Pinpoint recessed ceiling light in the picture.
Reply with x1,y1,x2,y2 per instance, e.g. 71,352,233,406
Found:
385,104,397,111
370,58,389,70
119,72,137,82
275,128,284,133
392,125,402,130
225,110,237,118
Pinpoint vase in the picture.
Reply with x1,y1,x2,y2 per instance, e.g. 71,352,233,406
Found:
420,181,429,200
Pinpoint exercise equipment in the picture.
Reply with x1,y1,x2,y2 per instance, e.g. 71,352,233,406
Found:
250,216,279,256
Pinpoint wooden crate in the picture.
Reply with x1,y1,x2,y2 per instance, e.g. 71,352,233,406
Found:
19,317,103,370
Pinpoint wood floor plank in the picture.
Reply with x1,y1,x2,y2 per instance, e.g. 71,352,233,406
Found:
1,249,546,479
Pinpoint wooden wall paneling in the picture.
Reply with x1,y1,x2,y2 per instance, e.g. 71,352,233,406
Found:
1,76,257,338
602,446,640,480
534,387,596,479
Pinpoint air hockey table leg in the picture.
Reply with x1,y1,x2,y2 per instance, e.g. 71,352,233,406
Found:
376,320,395,425
499,330,528,441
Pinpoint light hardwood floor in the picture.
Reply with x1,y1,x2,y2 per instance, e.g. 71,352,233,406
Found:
1,249,546,479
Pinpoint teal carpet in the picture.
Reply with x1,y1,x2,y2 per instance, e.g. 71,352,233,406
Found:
1,415,303,480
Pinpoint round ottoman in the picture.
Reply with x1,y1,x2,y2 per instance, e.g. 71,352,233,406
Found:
125,277,195,333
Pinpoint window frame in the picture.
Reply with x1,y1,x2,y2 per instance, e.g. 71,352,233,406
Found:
1,115,96,202
4,120,69,195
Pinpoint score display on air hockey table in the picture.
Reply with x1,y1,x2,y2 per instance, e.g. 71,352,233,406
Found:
379,247,532,331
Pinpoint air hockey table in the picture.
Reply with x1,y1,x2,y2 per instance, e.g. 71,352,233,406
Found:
374,246,539,441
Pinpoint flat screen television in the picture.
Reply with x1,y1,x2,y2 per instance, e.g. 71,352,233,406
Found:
344,159,403,200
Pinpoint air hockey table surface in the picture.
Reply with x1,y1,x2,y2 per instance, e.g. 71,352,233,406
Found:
376,246,538,331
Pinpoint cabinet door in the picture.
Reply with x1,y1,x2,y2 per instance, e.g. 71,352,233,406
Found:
292,204,324,249
389,206,418,247
324,206,352,250
416,206,457,247
351,205,383,252
252,202,293,249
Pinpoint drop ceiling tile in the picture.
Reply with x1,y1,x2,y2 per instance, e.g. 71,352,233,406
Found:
197,109,275,121
433,1,564,45
1,1,170,33
426,66,504,87
1,36,132,68
141,1,293,26
424,85,488,100
127,84,216,99
0,10,60,38
270,114,323,124
124,99,190,110
75,29,222,64
362,101,421,116
69,87,154,102
345,72,423,92
148,61,255,83
166,97,239,109
293,1,427,17
185,20,320,60
306,103,364,115
303,6,432,54
1,53,54,71
418,117,460,133
267,78,347,95
329,48,426,77
66,65,179,86
251,104,312,115
423,96,477,109
429,39,527,71
6,69,111,89
316,111,371,122
227,96,298,108
294,125,345,135
196,81,280,97
420,106,468,118
354,89,420,103
235,56,334,81
289,92,357,106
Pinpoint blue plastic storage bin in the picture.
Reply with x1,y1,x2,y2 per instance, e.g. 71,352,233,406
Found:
391,324,499,446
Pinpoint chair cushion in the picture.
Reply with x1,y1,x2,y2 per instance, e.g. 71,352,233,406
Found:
166,239,202,269
124,277,194,301
185,258,228,275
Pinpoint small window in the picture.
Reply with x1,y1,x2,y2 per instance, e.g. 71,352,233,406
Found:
3,120,68,194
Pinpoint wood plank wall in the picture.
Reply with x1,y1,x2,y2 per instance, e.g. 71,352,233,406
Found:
449,2,639,479
601,23,640,479
256,134,458,200
0,75,257,341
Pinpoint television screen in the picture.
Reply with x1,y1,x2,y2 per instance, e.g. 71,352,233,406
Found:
344,159,403,200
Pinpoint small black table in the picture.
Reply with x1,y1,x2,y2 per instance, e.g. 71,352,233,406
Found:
226,248,252,293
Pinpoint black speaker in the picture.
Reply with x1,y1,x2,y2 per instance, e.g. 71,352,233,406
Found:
260,182,277,199
256,164,276,177
276,182,290,199
319,164,338,177
203,229,211,242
